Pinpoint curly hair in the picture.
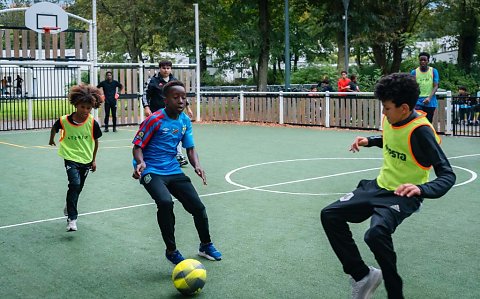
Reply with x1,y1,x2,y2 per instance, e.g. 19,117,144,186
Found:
162,80,186,97
374,73,420,110
418,52,430,60
68,84,103,109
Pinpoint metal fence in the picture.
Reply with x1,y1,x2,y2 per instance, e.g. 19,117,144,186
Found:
189,91,451,134
1,64,84,130
2,61,478,137
451,96,480,137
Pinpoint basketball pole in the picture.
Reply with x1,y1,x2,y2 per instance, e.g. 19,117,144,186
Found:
92,0,99,121
194,3,201,122
92,0,98,87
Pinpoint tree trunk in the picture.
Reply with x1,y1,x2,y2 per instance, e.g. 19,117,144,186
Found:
200,44,208,74
355,46,362,68
372,44,388,74
390,39,405,73
257,0,270,91
278,59,283,77
457,1,478,73
293,52,299,71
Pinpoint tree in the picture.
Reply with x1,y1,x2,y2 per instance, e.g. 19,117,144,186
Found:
257,0,270,91
352,0,434,74
455,0,479,73
67,0,160,63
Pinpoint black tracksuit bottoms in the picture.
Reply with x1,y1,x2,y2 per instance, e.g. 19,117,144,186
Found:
321,179,422,299
141,173,211,251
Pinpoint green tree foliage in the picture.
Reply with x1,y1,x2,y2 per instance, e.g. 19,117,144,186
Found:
5,0,475,89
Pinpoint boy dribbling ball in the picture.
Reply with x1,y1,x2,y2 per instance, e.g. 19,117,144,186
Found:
49,84,103,232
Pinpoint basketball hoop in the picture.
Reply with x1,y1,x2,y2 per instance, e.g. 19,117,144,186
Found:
42,26,61,34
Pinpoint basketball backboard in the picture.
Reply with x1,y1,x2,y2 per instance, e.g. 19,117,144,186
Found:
25,2,68,34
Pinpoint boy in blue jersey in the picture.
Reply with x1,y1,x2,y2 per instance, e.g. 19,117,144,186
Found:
132,80,222,265
321,73,455,299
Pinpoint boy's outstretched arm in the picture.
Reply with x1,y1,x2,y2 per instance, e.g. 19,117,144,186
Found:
350,135,382,152
49,127,57,146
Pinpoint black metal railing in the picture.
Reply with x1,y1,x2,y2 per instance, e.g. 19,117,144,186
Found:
452,96,480,137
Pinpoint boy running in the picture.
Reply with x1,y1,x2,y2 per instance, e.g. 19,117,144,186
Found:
49,84,103,232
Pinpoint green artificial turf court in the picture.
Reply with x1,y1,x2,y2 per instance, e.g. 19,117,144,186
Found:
0,123,479,298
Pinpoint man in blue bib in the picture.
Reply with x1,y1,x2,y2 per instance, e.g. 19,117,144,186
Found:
410,52,440,123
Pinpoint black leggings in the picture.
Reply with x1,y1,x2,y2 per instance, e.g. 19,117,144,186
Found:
64,160,90,220
141,173,211,251
321,179,421,299
104,101,117,130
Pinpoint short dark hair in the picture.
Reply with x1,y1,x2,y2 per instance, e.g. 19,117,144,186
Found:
374,73,419,110
341,70,347,75
162,80,185,97
159,60,173,68
105,71,112,76
418,52,430,60
458,85,467,92
69,84,103,109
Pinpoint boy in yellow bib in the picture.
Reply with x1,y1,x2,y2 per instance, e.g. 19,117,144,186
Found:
321,73,456,299
49,84,103,232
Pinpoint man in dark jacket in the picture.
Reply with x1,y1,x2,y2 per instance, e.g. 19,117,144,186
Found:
97,71,123,132
142,60,192,166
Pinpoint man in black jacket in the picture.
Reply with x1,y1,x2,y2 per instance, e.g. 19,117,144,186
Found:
142,61,192,165
97,71,123,132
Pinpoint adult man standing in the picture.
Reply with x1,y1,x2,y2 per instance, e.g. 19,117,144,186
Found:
97,71,123,132
410,52,439,123
142,60,192,166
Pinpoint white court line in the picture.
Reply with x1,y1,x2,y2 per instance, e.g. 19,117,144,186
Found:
1,154,478,230
0,188,248,230
451,165,477,186
0,141,27,148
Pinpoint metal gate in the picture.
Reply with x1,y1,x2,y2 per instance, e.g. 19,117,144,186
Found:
451,96,480,137
0,62,197,131
1,64,86,131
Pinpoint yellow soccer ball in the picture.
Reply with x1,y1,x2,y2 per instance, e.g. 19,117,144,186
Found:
172,259,207,296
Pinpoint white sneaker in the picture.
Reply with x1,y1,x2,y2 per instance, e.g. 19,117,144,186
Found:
66,219,77,232
63,205,68,216
351,266,383,299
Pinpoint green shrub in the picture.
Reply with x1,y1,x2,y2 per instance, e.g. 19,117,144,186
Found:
290,65,338,85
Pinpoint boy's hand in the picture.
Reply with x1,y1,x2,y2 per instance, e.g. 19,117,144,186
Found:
394,184,421,197
133,161,146,180
115,93,119,100
350,137,368,152
187,107,194,118
144,107,152,117
90,161,97,172
195,167,207,185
